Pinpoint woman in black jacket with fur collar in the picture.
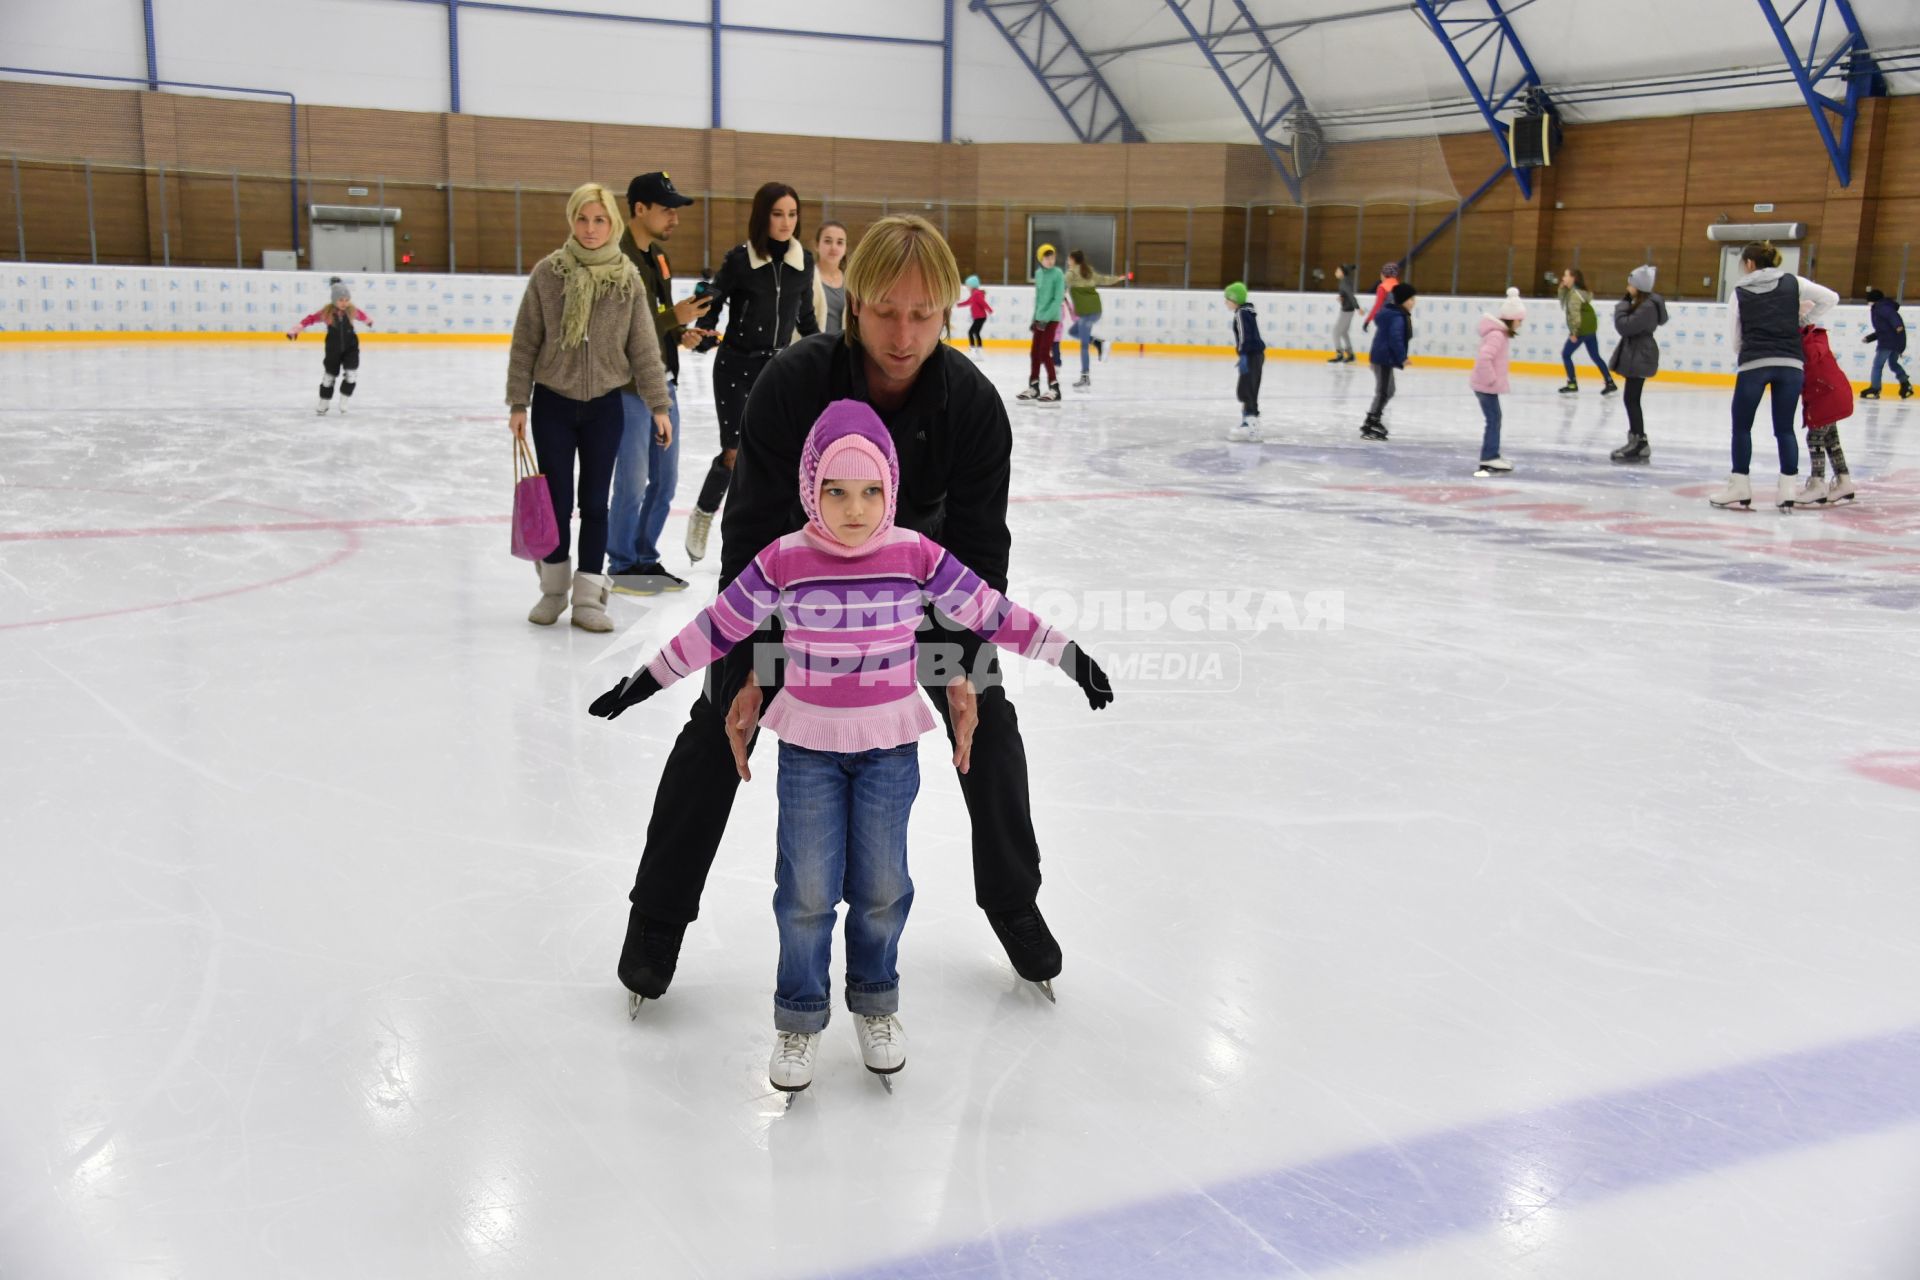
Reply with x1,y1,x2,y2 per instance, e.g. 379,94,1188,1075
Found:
684,181,818,562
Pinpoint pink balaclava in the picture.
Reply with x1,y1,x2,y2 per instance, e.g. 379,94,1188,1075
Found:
798,399,900,557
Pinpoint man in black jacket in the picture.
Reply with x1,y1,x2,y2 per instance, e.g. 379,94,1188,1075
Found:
616,215,1064,1006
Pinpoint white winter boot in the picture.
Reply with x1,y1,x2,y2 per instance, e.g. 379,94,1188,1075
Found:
1707,474,1754,509
855,1014,907,1075
1794,475,1829,506
769,1030,820,1092
684,509,714,563
570,572,615,632
527,559,571,626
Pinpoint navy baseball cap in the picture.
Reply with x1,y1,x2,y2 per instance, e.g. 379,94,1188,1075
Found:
626,171,694,209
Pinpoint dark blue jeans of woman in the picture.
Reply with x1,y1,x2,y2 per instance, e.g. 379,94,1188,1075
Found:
1560,333,1611,385
530,383,625,574
1730,365,1803,476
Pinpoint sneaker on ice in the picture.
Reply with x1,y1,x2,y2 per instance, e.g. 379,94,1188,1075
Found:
1794,475,1829,505
610,564,689,596
769,1031,820,1092
855,1014,907,1075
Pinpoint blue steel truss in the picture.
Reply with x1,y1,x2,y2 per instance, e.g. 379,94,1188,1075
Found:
1159,0,1308,203
968,1,1144,143
1411,0,1548,200
1755,0,1882,188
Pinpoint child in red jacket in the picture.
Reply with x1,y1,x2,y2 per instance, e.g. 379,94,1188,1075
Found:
962,274,993,355
1797,324,1857,504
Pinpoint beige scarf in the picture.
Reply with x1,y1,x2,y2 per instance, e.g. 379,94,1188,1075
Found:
547,236,638,349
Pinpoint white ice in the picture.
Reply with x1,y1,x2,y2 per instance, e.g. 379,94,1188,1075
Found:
3,339,1919,1279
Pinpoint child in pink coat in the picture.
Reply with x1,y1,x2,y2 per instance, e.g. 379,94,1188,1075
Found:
1470,288,1527,476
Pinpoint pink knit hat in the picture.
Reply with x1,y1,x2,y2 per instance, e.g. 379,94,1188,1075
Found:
798,400,899,553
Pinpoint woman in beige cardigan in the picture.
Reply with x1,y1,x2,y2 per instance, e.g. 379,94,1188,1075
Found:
507,182,671,632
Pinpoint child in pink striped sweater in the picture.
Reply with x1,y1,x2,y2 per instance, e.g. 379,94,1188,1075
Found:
591,399,1111,1093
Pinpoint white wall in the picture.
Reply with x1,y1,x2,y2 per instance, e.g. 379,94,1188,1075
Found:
3,263,1898,387
0,1,1087,146
0,0,147,83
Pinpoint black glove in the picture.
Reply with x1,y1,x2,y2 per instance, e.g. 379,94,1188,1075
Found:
1362,320,1371,332
1065,644,1114,711
589,669,662,720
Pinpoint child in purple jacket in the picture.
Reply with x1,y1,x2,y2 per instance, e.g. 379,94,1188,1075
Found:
590,399,1111,1094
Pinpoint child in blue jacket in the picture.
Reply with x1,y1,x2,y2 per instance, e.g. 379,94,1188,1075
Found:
1362,282,1416,440
1861,288,1911,400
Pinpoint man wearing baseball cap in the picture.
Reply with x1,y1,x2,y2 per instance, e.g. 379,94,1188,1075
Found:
608,171,712,594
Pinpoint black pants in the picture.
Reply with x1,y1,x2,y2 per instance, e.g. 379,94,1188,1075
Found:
1367,363,1396,420
319,336,359,398
1623,376,1646,435
967,316,987,348
1236,352,1264,416
700,347,774,513
530,383,625,574
629,641,1044,925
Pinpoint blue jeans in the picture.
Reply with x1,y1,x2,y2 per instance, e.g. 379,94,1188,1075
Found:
1561,333,1611,385
609,383,681,573
1069,314,1099,374
772,741,919,1033
1475,391,1502,461
529,384,624,575
1870,347,1910,392
1730,365,1803,476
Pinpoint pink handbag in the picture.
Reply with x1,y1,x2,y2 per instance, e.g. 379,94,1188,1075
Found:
511,437,560,561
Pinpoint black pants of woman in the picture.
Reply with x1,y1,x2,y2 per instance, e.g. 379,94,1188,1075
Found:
1623,377,1646,435
530,383,625,574
698,346,774,514
967,316,987,349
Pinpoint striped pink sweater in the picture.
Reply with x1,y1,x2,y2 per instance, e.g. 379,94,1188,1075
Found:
647,526,1069,753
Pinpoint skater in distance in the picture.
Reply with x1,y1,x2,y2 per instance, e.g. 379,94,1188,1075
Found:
612,215,1088,1015
287,279,373,415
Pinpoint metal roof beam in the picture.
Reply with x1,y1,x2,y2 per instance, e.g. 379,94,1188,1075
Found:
1159,0,1312,203
1411,0,1550,199
968,1,1144,142
1755,0,1884,187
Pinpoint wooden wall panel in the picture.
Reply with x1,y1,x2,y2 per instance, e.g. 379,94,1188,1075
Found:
1875,97,1920,200
591,124,709,195
1682,107,1831,206
472,115,590,189
3,78,1914,297
976,145,1121,204
733,131,835,202
0,83,144,164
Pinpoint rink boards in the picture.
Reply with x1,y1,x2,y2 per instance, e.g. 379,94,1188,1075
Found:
0,261,1895,384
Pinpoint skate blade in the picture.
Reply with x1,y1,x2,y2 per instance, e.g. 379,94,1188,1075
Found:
1034,979,1057,1004
628,992,645,1020
878,1075,895,1095
770,1080,811,1095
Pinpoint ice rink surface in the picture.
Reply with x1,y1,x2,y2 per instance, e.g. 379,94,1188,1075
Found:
4,336,1919,1279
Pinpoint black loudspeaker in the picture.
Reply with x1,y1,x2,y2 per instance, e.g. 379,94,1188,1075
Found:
1508,114,1556,169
